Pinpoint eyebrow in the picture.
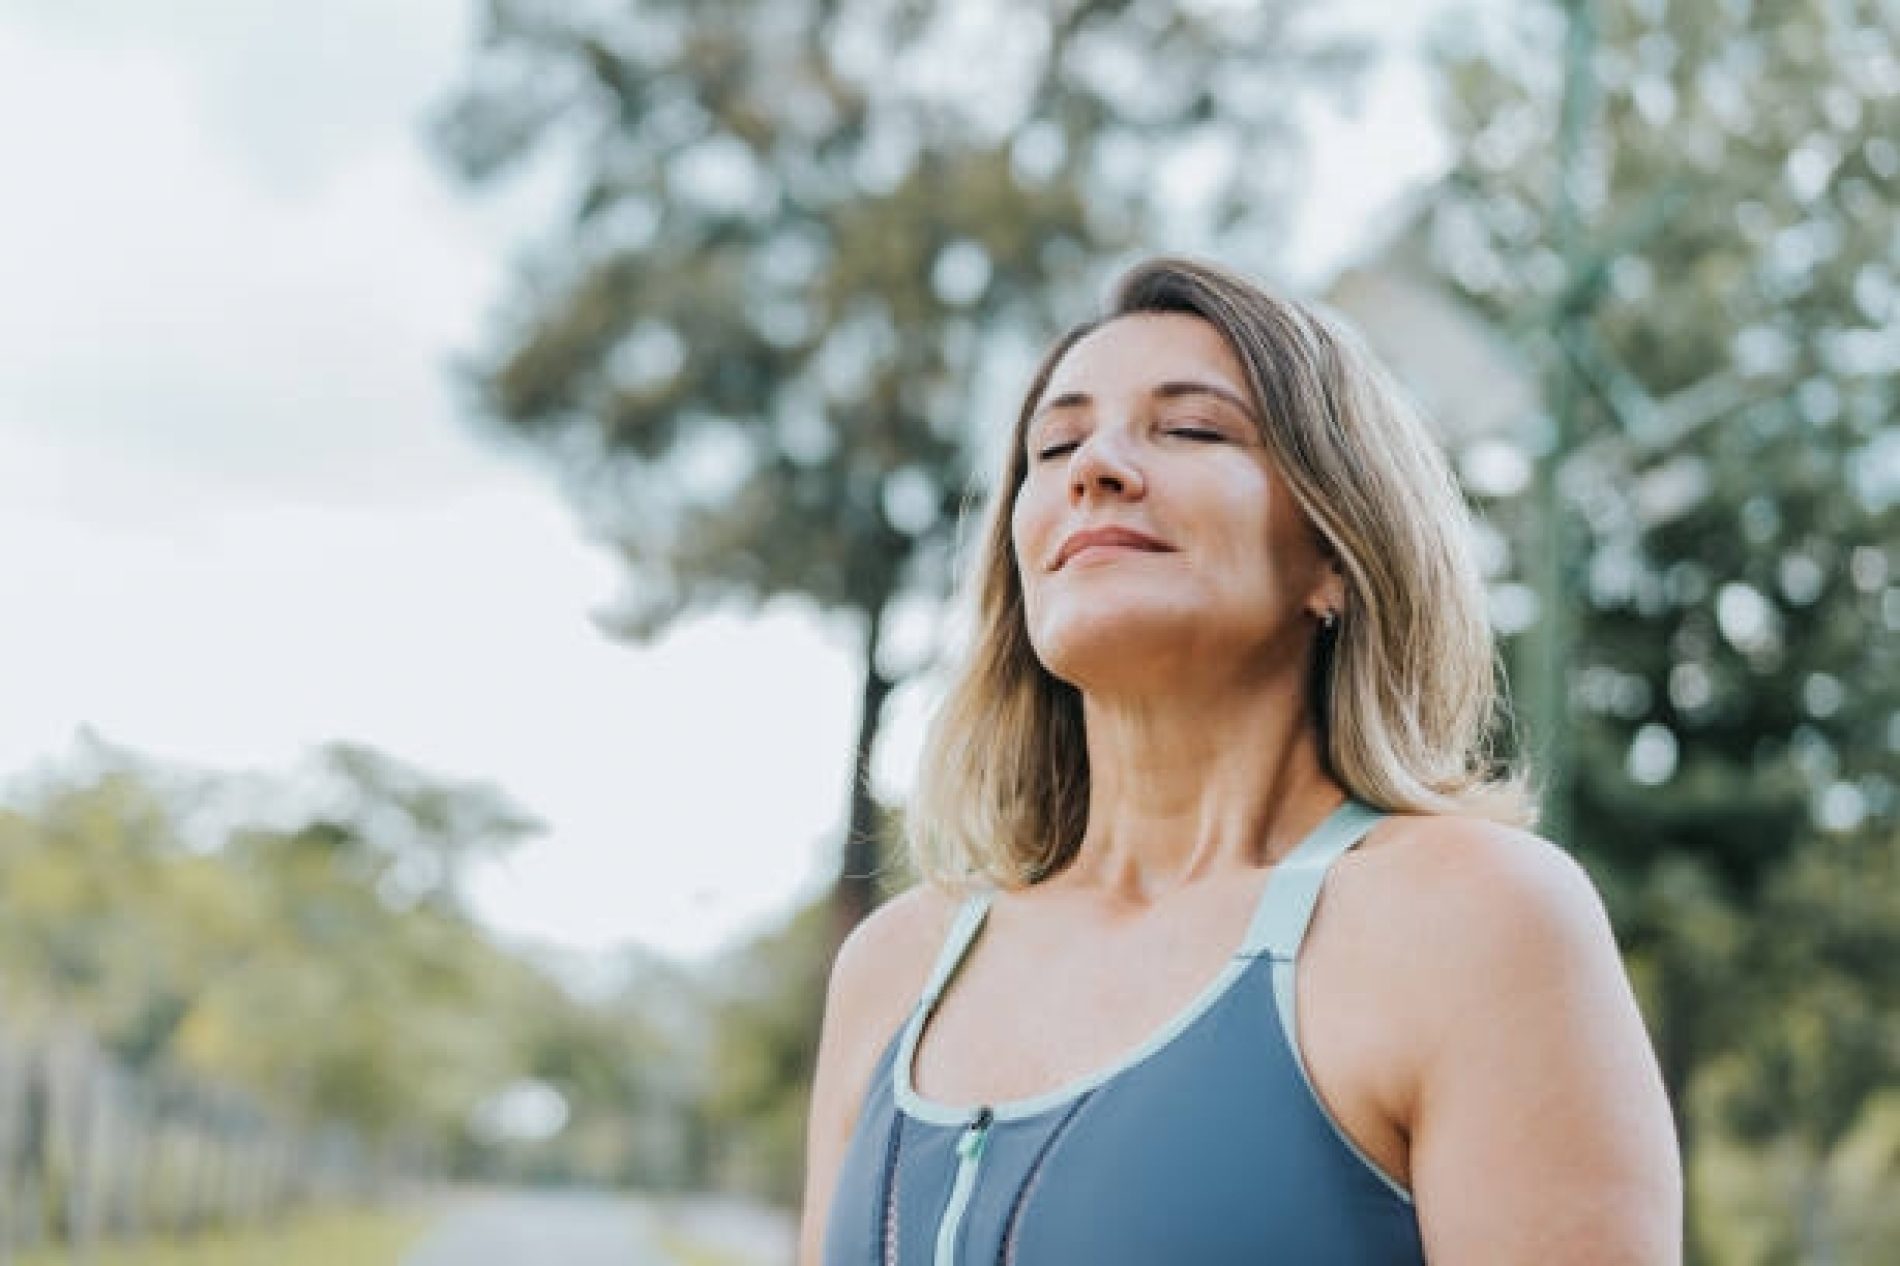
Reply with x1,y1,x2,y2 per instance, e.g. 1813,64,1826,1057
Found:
1030,380,1260,428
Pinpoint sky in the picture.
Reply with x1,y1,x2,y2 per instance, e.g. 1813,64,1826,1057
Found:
0,1,1450,964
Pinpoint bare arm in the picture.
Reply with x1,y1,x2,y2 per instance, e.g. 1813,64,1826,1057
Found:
797,886,956,1266
1403,826,1682,1264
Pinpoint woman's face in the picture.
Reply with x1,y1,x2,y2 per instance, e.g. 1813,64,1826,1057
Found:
1010,312,1339,696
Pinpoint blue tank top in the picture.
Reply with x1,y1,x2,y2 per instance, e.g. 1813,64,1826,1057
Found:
822,797,1424,1265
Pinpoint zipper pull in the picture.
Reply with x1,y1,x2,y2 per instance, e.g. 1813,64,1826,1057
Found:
936,1107,997,1266
958,1106,994,1161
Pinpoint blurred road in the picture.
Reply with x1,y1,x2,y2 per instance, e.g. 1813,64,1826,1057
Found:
401,1189,793,1266
402,1190,664,1264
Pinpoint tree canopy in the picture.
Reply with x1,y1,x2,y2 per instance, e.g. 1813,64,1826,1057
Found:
432,0,1367,930
1424,1,1896,1257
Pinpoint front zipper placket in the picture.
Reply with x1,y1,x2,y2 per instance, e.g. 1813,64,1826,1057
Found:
932,1105,994,1266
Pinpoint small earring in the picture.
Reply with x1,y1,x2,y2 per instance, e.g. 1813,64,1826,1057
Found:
1320,609,1338,631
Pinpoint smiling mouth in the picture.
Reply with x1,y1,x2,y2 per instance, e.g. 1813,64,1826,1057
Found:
1053,536,1176,570
1062,542,1166,565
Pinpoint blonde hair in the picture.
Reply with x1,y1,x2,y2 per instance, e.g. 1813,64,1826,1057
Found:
908,256,1540,889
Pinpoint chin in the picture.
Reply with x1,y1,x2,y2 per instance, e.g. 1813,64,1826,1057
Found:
1030,608,1199,689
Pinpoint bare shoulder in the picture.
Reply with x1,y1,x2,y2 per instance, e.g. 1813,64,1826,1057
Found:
800,883,967,1264
1352,813,1614,959
1354,814,1682,1262
1361,810,1596,889
825,882,966,1037
1351,814,1632,1056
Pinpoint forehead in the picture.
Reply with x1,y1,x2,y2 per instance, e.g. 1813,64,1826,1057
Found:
1038,311,1249,403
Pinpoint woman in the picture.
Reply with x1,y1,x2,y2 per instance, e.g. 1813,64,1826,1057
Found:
801,257,1681,1264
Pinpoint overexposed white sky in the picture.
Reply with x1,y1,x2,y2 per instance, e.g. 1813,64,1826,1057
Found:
0,0,1450,963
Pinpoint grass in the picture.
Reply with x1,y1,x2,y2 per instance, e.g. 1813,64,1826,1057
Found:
652,1228,750,1266
10,1206,429,1266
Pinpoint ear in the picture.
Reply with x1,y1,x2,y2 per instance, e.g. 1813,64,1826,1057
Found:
1306,555,1347,622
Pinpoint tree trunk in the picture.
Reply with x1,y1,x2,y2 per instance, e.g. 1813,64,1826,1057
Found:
831,605,895,953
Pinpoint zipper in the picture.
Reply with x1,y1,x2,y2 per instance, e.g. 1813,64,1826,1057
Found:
933,1106,994,1266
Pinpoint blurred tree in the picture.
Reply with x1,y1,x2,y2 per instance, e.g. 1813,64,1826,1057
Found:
0,761,213,1062
507,953,702,1188
1713,826,1900,1264
1423,0,1897,1257
0,742,609,1158
698,896,832,1204
187,815,549,1142
312,741,545,917
432,0,1366,945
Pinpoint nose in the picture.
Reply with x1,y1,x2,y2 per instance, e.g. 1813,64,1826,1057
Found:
1068,428,1145,503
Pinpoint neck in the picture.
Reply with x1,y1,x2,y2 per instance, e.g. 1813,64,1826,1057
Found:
1055,664,1343,904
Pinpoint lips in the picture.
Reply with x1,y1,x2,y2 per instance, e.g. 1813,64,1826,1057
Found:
1053,525,1175,570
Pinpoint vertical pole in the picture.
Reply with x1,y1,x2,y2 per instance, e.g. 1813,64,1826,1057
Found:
1531,0,1598,853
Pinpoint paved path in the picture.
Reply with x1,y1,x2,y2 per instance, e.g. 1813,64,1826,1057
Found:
401,1190,671,1266
401,1188,794,1266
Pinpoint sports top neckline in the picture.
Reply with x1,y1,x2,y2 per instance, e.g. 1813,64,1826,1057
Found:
893,795,1386,1126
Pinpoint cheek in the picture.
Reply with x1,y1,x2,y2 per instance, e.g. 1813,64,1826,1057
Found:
1009,482,1051,562
1007,494,1036,602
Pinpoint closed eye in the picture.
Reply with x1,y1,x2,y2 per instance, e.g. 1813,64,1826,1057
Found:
1035,428,1224,459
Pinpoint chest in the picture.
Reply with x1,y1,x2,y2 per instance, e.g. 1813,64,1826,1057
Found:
826,959,1425,1266
911,905,1243,1105
906,872,1415,1194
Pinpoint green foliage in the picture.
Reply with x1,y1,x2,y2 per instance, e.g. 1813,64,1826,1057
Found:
699,898,833,1204
468,956,703,1190
1425,0,1897,1256
10,1206,426,1266
435,0,1364,624
433,0,1371,932
311,741,546,917
0,741,617,1159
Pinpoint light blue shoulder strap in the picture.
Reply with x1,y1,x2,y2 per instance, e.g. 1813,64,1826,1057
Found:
1239,797,1387,961
919,891,996,1009
1247,797,1415,1204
